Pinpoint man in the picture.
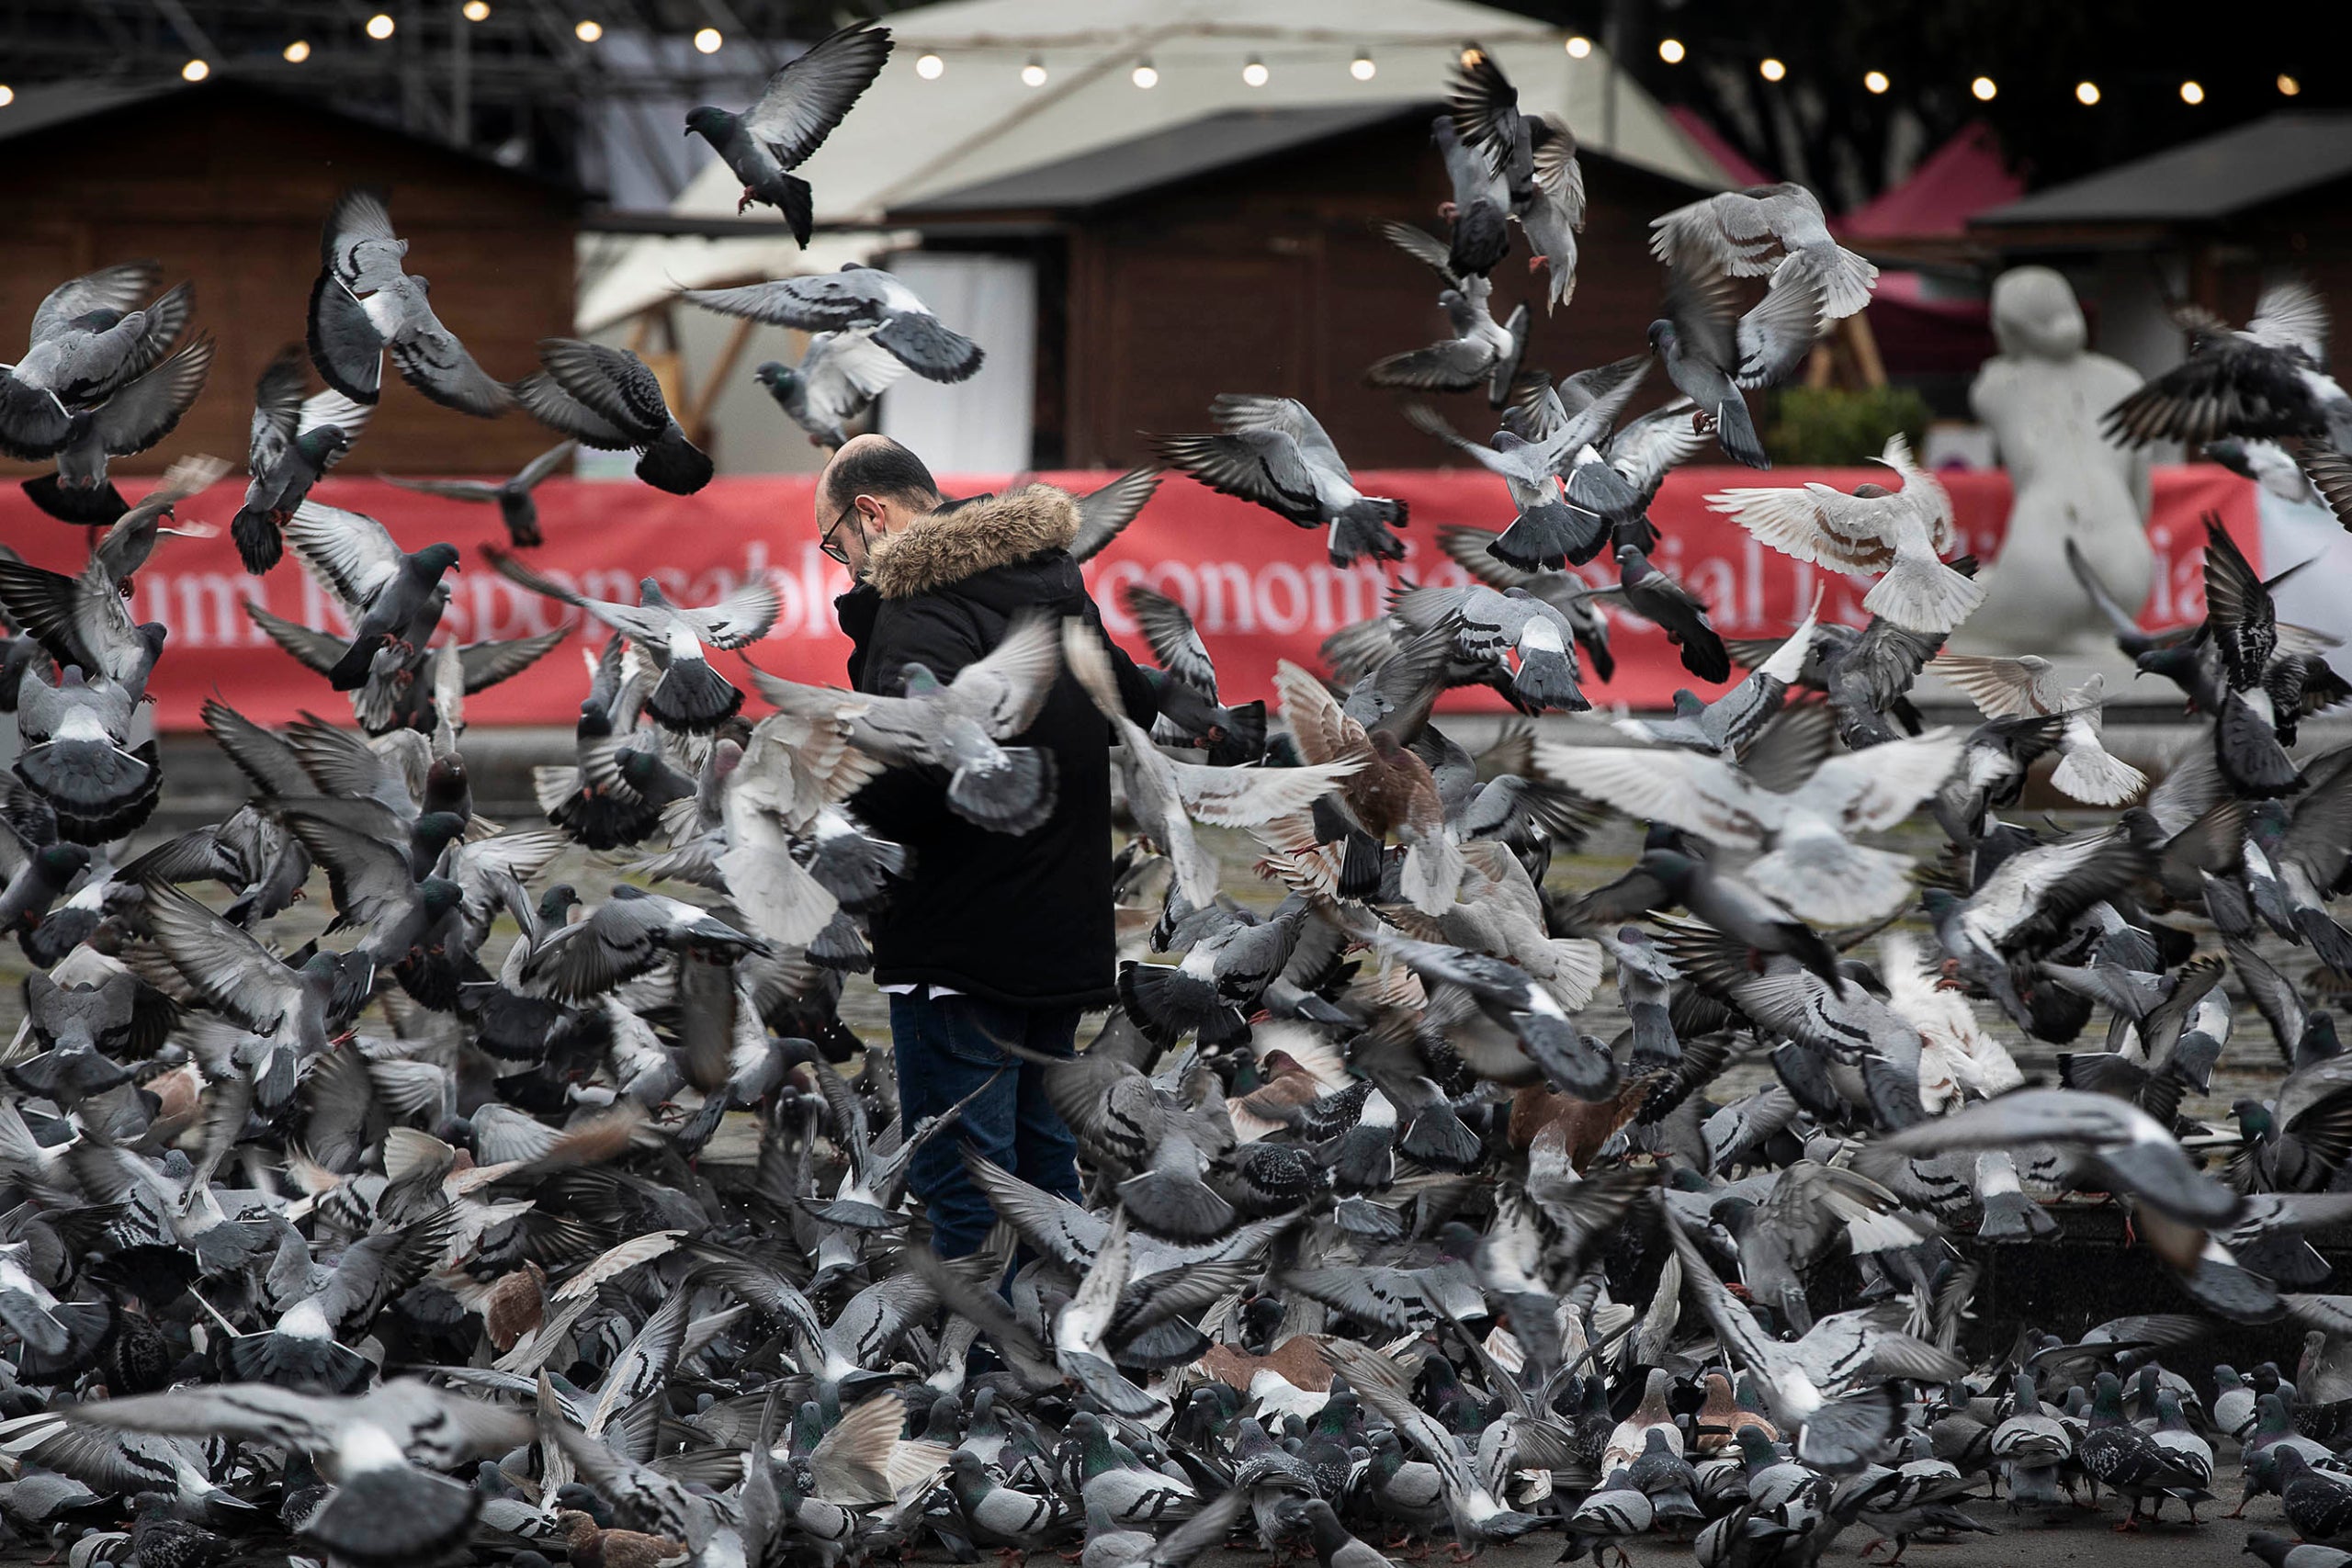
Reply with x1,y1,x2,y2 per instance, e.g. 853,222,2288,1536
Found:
818,434,1159,1258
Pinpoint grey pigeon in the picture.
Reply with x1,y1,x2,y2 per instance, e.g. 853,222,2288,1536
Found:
752,609,1065,833
1387,581,1588,711
1364,222,1526,405
0,262,194,463
1447,51,1584,310
1614,544,1732,682
686,263,983,383
1647,265,1823,468
512,338,713,495
307,190,514,417
1154,395,1408,567
2106,278,2351,450
486,545,776,730
280,501,460,692
381,440,574,547
684,19,893,241
1651,183,1879,321
1431,116,1509,278
753,327,908,449
232,344,372,573
20,335,215,525
69,1382,527,1564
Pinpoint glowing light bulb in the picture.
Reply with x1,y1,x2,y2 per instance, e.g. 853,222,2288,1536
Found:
574,18,601,40
181,57,209,80
0,85,14,107
1657,38,1684,64
694,27,721,53
2180,80,2204,105
1350,51,1375,81
914,51,943,79
1132,59,1159,87
1971,75,1996,101
2075,80,2099,106
283,39,311,62
463,1,491,19
2279,73,2301,96
1242,57,1268,87
1021,56,1047,86
1566,36,1591,59
1759,58,1785,82
1864,70,1889,94
366,12,394,38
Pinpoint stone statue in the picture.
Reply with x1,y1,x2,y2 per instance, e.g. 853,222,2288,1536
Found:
1957,266,2152,657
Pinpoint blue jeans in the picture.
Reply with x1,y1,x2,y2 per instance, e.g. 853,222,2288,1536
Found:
888,991,1083,1258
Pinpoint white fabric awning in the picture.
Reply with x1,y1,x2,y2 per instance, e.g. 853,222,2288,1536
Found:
576,0,1731,331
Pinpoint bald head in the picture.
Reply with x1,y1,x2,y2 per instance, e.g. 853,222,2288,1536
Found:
817,434,942,576
819,434,940,516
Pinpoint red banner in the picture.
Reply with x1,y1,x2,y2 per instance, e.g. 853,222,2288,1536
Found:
0,465,2254,731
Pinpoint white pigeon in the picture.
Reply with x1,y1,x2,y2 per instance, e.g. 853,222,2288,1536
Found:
1536,728,1963,925
1649,182,1881,321
1927,653,2147,806
1707,434,1980,636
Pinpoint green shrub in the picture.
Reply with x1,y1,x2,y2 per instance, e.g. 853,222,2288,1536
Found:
1762,386,1932,466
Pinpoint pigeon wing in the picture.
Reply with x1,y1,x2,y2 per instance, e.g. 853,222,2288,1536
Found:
285,500,407,612
742,19,894,167
1069,467,1163,562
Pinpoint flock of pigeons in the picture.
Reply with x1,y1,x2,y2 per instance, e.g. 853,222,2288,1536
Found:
14,27,2352,1568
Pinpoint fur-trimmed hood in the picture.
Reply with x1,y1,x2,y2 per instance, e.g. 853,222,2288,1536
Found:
865,484,1081,600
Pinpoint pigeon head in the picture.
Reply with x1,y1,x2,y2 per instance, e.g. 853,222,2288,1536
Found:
1634,847,1698,896
538,884,582,931
34,841,91,881
901,663,944,697
1852,482,1893,499
684,105,738,138
413,542,462,576
555,1483,611,1524
300,425,353,464
1645,319,1674,353
2233,1098,2275,1138
754,361,800,392
419,875,466,917
413,809,469,857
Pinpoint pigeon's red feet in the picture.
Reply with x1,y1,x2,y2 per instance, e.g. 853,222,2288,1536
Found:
739,189,756,213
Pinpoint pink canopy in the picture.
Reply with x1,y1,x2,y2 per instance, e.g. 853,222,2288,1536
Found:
1841,121,2022,240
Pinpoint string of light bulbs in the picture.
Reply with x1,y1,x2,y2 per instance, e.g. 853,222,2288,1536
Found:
0,26,2316,105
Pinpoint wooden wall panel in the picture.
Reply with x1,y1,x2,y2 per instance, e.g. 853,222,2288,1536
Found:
0,85,577,483
1048,112,1705,472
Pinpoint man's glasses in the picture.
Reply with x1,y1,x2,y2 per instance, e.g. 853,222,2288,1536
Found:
820,500,860,566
